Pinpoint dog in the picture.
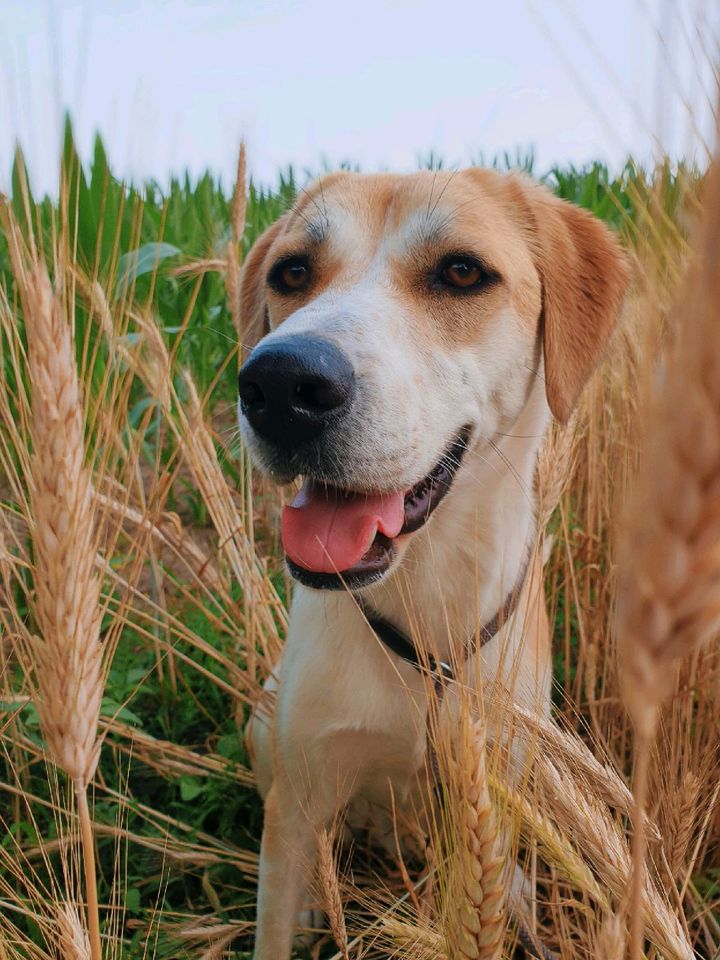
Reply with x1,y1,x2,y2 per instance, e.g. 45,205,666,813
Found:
236,168,629,959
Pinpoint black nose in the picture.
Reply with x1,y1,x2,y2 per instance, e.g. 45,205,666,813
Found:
238,335,355,448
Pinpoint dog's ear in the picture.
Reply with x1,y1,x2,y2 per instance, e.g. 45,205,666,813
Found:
511,178,630,423
239,214,289,350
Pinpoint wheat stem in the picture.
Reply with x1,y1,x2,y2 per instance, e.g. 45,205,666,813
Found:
629,725,651,960
618,153,720,959
75,786,101,960
2,214,106,960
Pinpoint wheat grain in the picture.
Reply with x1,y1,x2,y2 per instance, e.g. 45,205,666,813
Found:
57,903,92,960
2,212,106,960
596,913,625,960
380,917,445,957
20,263,104,788
317,828,350,960
226,143,247,343
231,143,247,246
540,758,693,959
444,717,506,960
489,773,606,906
667,771,702,882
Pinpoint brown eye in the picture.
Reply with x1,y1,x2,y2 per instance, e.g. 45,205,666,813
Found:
268,256,311,293
442,258,483,288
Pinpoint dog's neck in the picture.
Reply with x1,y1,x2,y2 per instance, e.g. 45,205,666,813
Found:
364,376,550,662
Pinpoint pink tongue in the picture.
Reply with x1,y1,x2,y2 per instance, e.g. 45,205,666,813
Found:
282,481,406,573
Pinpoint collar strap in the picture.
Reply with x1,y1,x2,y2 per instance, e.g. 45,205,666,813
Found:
357,546,532,687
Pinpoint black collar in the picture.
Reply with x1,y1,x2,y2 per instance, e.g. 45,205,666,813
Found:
356,546,533,690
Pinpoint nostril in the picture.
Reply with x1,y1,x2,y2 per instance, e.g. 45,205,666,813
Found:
291,377,349,414
238,379,265,413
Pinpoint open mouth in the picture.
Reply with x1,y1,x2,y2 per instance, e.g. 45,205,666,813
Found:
284,425,472,590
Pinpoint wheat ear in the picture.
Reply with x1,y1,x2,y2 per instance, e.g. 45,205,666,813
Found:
617,154,720,958
666,771,702,883
228,142,247,344
444,717,506,960
317,828,350,960
380,918,445,958
596,914,625,960
540,758,692,959
6,236,105,960
57,903,92,960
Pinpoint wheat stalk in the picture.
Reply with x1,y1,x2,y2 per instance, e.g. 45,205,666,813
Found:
540,758,693,959
489,773,606,906
617,153,720,958
25,268,104,960
2,208,105,960
443,717,506,960
317,828,350,960
4,257,104,788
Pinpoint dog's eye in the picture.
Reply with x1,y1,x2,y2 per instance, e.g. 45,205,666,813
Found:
440,257,485,289
268,256,311,293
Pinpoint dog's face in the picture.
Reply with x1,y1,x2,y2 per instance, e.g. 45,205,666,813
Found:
237,170,628,590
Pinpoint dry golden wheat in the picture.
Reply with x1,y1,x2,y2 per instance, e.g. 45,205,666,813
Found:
489,773,606,906
667,771,702,882
617,153,720,959
231,143,247,246
57,903,92,960
0,207,107,960
595,913,625,960
379,917,445,958
539,758,693,959
20,262,104,788
318,828,350,960
618,156,720,729
443,717,506,960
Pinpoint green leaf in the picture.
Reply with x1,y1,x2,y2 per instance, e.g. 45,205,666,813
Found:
125,887,141,913
216,733,241,761
117,242,181,291
179,776,204,801
101,697,142,726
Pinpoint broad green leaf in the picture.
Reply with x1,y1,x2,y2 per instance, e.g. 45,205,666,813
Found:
117,241,181,290
179,776,204,801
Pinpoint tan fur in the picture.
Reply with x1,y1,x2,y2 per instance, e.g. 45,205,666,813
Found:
239,169,629,960
503,174,630,422
239,213,289,348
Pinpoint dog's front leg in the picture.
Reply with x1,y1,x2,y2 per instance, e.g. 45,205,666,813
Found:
253,765,345,960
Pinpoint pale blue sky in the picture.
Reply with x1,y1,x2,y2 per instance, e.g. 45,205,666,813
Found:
1,0,717,195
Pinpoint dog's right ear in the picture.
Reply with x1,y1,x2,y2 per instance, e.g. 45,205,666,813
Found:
239,214,289,350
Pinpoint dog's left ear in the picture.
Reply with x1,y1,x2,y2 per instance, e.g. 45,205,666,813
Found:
511,177,630,423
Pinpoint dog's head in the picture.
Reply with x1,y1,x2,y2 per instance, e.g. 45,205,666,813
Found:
237,170,629,589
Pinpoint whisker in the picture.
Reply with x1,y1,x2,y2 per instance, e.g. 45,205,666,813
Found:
204,325,240,345
523,362,547,384
425,169,439,220
487,439,534,499
297,185,330,238
427,167,460,223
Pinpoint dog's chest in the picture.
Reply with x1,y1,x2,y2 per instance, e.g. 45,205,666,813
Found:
276,590,429,788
